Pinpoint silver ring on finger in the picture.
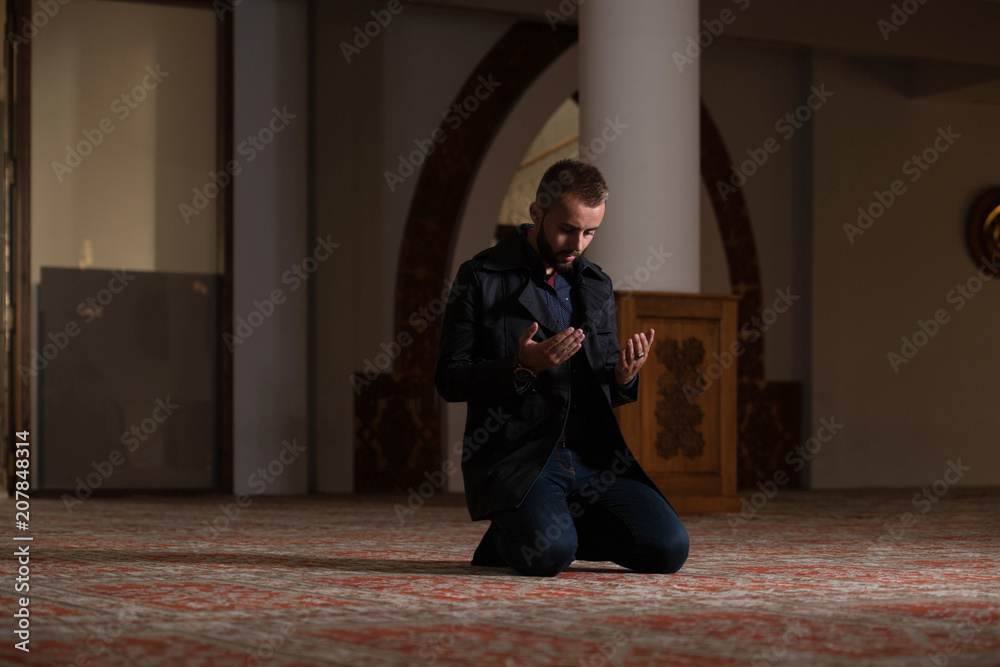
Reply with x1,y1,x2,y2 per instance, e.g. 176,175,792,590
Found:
636,351,644,359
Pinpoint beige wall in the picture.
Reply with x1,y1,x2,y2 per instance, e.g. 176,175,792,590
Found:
701,39,1000,487
701,41,814,385
811,55,1000,488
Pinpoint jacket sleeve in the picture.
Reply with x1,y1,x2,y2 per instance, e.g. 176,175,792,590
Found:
434,262,519,403
603,295,639,408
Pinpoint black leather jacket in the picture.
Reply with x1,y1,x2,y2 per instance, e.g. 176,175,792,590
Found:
435,227,665,520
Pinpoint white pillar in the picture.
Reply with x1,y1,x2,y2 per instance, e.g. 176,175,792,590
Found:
579,0,700,293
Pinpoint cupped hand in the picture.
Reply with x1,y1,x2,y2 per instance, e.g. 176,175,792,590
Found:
517,322,585,373
614,328,654,386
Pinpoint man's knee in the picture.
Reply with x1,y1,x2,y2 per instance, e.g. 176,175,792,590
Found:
498,530,576,577
634,527,689,574
513,539,576,577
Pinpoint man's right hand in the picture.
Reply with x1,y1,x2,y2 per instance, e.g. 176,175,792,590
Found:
517,322,585,373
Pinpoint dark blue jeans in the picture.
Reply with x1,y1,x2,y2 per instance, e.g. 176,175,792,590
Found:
481,444,689,577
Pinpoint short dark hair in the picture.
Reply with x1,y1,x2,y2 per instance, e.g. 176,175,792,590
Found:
534,158,609,213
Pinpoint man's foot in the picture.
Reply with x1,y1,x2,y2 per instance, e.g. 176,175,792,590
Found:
471,523,508,567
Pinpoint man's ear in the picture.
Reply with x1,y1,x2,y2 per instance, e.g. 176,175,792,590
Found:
528,202,542,224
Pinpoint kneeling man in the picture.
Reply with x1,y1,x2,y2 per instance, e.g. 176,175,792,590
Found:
435,159,688,577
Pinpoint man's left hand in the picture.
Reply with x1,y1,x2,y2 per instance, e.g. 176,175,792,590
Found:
614,328,654,387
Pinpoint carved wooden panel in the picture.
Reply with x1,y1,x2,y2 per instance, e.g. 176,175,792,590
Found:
615,293,740,513
738,380,802,489
653,336,707,461
353,373,440,493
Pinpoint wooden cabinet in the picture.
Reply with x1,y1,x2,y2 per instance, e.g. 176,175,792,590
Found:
615,292,741,514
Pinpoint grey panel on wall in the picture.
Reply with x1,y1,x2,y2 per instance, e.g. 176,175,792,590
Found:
37,267,218,491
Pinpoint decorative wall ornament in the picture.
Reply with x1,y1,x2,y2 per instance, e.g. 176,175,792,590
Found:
654,336,707,461
967,186,1000,275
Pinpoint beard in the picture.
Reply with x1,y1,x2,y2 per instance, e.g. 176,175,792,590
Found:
537,218,584,276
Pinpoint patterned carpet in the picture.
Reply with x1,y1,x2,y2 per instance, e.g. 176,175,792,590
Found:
2,488,998,666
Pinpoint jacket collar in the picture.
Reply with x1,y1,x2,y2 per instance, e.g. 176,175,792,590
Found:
482,224,604,284
485,225,611,336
